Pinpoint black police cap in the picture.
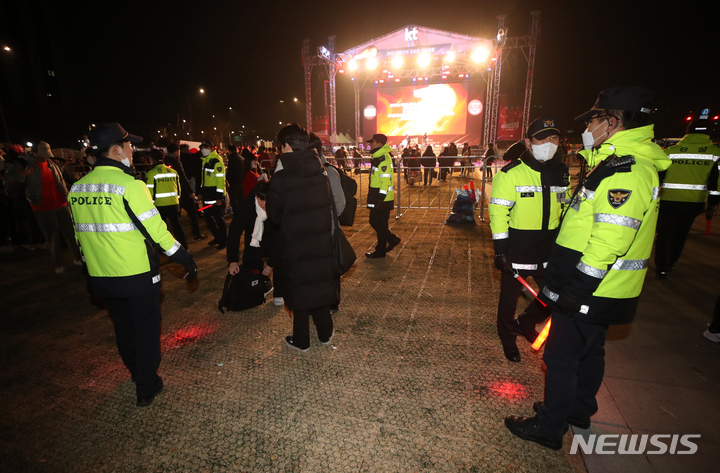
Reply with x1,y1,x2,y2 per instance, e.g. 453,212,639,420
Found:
575,86,653,122
87,123,143,149
527,117,560,140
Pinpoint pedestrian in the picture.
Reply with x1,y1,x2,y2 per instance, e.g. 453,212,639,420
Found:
165,143,204,240
704,294,720,343
68,123,197,407
484,143,497,180
267,124,339,352
334,145,348,170
199,140,227,249
365,133,401,258
25,141,83,273
226,144,244,213
146,148,188,248
654,119,720,279
420,145,437,187
504,87,671,449
489,117,569,362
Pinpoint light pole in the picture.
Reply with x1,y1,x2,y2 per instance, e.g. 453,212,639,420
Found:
0,46,13,142
279,100,285,124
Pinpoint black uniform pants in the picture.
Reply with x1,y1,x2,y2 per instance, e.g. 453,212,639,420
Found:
654,200,704,273
105,290,162,398
369,207,397,255
158,204,187,248
203,202,227,244
709,294,720,332
537,311,608,439
292,306,333,349
497,271,551,347
179,195,202,239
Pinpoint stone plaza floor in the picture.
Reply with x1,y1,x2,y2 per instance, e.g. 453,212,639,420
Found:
1,202,718,472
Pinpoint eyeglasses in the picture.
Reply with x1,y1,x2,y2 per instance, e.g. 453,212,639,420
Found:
584,115,608,127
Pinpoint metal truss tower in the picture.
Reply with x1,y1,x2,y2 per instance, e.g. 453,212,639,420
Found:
486,16,506,149
327,36,337,142
302,39,313,132
522,11,540,135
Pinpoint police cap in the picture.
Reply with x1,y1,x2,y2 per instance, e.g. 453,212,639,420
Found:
88,123,143,149
575,86,653,122
527,117,560,140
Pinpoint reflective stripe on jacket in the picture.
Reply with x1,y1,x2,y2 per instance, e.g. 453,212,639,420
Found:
661,134,720,204
200,151,226,203
146,163,180,206
367,144,394,208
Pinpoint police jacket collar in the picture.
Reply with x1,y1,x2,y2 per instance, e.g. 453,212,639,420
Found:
520,149,563,173
95,157,134,176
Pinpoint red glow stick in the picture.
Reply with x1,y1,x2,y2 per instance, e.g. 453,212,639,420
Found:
197,204,213,212
532,319,552,350
513,273,547,307
706,218,712,236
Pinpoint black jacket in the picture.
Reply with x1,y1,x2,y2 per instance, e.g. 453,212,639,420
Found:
267,150,339,311
227,188,275,270
163,153,194,198
226,152,244,194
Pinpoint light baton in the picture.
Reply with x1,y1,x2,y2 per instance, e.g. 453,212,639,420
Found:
706,218,712,236
513,273,547,307
531,319,552,350
197,204,213,212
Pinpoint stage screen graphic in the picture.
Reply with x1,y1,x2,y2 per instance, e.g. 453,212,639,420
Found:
376,83,467,137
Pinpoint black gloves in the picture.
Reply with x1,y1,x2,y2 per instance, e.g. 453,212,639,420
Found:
184,262,198,283
494,254,512,274
557,285,584,313
168,245,197,283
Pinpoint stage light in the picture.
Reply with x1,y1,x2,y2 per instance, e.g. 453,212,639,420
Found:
348,59,358,71
417,52,431,68
366,57,378,70
686,116,692,121
442,75,447,79
391,55,404,69
395,78,400,82
444,51,456,63
471,46,491,63
412,78,416,82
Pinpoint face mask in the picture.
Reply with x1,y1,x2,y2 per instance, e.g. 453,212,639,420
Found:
86,156,96,166
201,149,211,157
582,119,607,150
531,142,558,161
116,147,131,167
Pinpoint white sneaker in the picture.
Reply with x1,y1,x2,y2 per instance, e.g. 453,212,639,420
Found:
321,329,335,347
703,329,720,343
55,266,65,274
274,297,284,306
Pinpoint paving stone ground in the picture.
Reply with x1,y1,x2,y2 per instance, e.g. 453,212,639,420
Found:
0,203,590,472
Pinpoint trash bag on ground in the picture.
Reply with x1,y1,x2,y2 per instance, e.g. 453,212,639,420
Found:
445,183,480,225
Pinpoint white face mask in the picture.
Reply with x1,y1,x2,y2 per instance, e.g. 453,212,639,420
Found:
201,148,211,157
582,119,608,150
531,142,558,161
116,146,131,167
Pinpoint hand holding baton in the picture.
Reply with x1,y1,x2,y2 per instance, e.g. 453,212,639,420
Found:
513,272,551,350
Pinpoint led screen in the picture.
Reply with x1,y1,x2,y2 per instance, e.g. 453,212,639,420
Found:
376,83,468,137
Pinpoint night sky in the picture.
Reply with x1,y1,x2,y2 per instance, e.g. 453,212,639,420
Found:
1,0,718,146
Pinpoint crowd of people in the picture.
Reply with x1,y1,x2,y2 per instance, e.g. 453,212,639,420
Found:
2,86,719,452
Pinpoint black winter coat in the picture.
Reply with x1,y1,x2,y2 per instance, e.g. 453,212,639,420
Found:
226,188,275,270
267,150,339,311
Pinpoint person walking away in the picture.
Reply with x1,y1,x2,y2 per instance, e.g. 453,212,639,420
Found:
420,145,437,187
165,143,204,240
25,141,82,272
68,123,197,407
504,87,671,449
365,133,400,258
146,148,188,248
199,140,227,249
267,124,339,351
489,118,569,362
226,144,244,214
654,119,720,279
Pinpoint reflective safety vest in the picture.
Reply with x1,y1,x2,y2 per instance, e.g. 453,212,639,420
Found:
367,144,394,209
541,125,672,325
200,151,226,204
146,163,180,206
661,134,720,204
489,152,569,270
68,160,182,298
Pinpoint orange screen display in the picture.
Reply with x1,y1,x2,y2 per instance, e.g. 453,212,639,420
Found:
376,83,467,136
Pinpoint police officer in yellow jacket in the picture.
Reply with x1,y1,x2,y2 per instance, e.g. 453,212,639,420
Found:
489,117,570,362
365,134,401,258
505,87,672,449
146,148,188,248
654,119,720,278
199,140,227,249
68,123,197,407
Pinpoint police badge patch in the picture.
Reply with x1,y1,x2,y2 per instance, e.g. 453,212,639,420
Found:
608,189,631,208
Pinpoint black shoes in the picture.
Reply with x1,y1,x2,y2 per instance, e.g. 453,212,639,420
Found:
284,336,309,353
514,319,539,343
504,415,563,450
193,234,207,241
365,251,386,259
532,401,591,429
656,271,667,279
386,237,401,253
216,242,226,250
207,238,219,246
503,343,521,362
136,377,164,407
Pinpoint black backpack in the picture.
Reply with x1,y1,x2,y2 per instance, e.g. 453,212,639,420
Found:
325,163,358,226
218,266,272,313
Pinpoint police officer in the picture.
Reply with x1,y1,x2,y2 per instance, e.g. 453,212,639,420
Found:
365,133,400,258
654,119,720,279
489,117,569,362
198,140,227,249
146,148,188,248
68,123,197,407
504,87,671,449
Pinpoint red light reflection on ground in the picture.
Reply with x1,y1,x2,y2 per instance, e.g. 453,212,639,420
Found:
164,323,218,350
487,379,531,401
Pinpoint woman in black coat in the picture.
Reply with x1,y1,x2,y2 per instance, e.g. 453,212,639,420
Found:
227,182,274,272
267,136,339,352
419,145,437,187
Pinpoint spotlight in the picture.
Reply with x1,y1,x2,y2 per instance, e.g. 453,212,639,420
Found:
348,59,358,71
444,51,456,63
471,46,491,64
417,52,431,68
366,57,378,70
391,55,403,69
